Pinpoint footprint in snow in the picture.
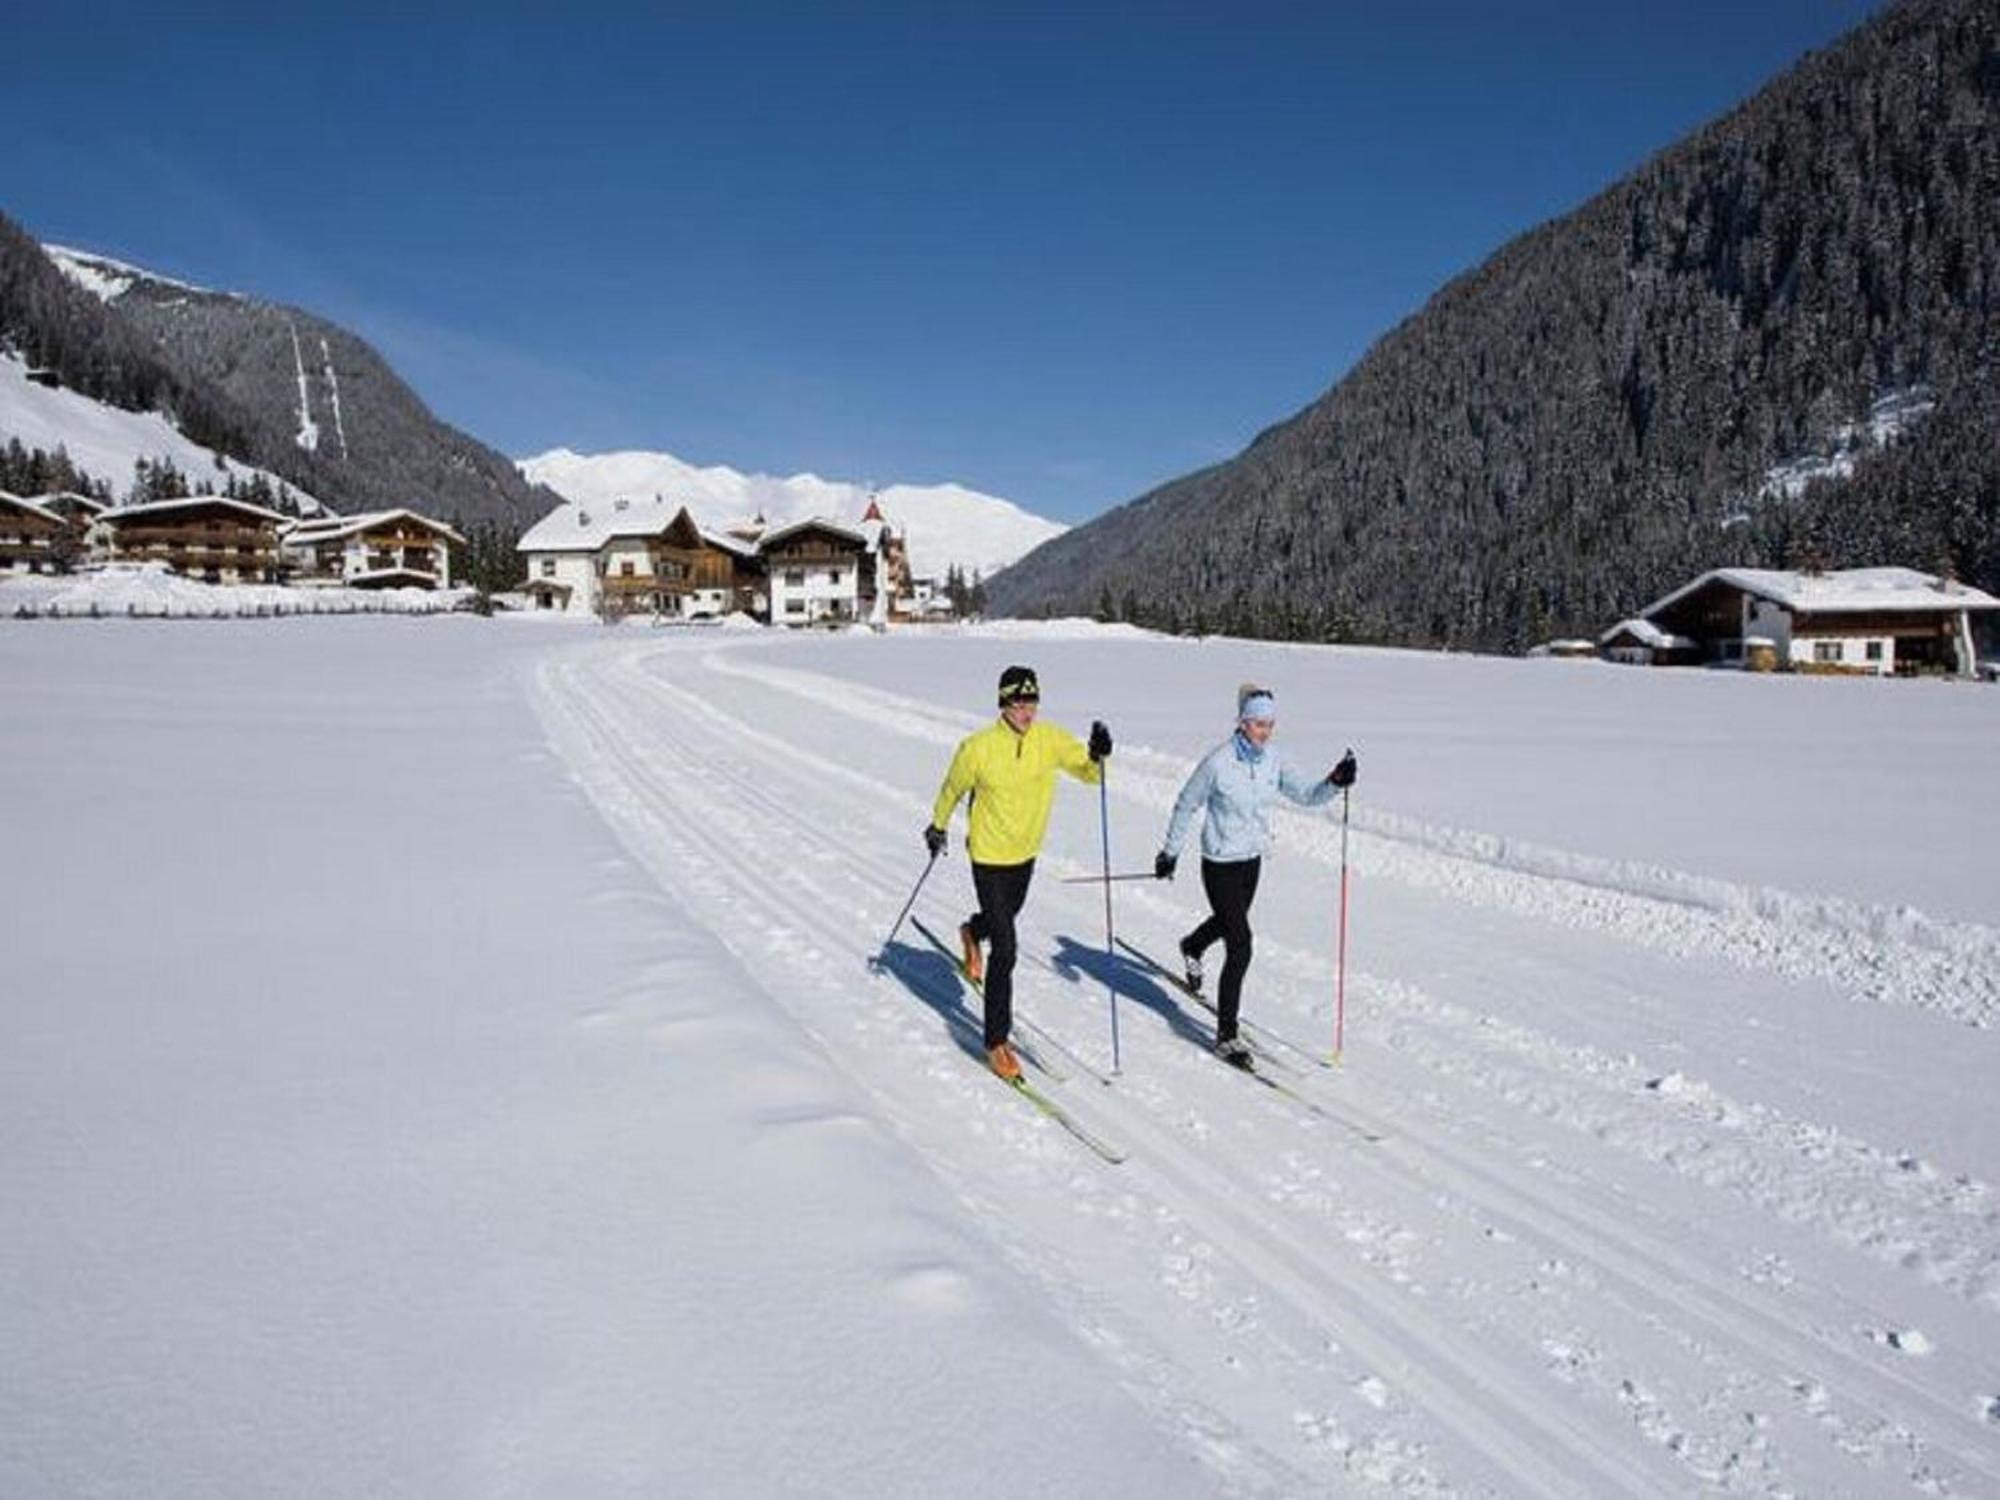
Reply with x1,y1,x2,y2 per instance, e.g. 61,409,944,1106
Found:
1865,1327,1934,1355
885,1262,977,1314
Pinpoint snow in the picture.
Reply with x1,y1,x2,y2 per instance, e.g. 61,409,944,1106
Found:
286,508,466,546
1757,386,1936,502
515,493,691,553
320,337,350,461
0,353,326,514
1598,617,1694,649
519,446,1066,580
44,243,222,303
3,562,465,617
288,321,320,454
1646,565,2000,618
5,619,1998,1496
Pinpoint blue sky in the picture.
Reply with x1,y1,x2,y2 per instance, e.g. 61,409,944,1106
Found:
10,2,1883,521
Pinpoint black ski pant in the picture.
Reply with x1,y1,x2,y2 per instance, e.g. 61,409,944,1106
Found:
968,858,1035,1049
1183,856,1262,1043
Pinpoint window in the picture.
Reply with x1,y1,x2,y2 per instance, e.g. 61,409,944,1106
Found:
619,558,635,577
827,569,841,585
786,598,805,614
1865,641,1883,661
786,570,805,586
540,558,556,578
1813,640,1843,663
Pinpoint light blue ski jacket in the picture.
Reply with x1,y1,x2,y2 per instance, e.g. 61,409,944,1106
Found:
1162,731,1338,864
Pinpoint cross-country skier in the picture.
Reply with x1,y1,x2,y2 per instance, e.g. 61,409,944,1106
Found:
1153,684,1357,1068
926,665,1111,1081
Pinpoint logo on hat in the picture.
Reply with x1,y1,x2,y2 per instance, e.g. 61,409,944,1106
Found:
997,665,1040,705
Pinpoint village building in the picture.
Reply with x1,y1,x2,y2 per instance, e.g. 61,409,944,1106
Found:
281,509,464,589
899,574,955,620
516,497,760,619
759,517,872,627
1595,618,1700,667
96,496,289,584
1607,566,2000,676
30,490,110,532
857,497,912,624
0,491,76,574
515,496,923,626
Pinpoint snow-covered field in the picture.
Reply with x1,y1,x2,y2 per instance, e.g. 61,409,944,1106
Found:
4,618,1997,1496
2,564,467,618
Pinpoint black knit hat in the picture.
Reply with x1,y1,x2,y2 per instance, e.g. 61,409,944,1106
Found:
997,664,1040,705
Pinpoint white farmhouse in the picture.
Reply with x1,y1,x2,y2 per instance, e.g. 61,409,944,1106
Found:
1616,566,2000,676
517,496,760,620
759,517,872,627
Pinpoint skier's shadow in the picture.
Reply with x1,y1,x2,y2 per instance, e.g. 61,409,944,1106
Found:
1046,936,1211,1047
869,940,987,1063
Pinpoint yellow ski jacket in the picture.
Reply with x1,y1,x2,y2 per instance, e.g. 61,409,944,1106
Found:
931,717,1101,865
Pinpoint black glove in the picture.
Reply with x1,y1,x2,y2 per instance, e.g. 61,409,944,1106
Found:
1088,720,1112,762
1154,850,1177,881
1328,749,1357,789
924,824,947,857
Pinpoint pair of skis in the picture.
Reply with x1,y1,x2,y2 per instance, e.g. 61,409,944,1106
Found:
908,917,1128,1164
1115,939,1387,1145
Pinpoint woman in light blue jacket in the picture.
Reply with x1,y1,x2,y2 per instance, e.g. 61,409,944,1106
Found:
1154,685,1356,1066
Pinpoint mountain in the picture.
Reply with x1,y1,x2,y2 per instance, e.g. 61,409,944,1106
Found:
519,447,1066,582
0,351,321,512
0,214,556,529
986,0,2000,651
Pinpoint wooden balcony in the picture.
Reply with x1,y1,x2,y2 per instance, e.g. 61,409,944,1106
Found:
602,573,685,598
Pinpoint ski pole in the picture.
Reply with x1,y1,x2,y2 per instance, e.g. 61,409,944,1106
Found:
876,849,940,964
1333,784,1351,1064
1060,871,1161,884
1098,763,1121,1074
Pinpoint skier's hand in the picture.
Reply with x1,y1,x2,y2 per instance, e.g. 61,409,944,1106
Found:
924,824,947,857
1088,720,1113,762
1328,749,1357,789
1154,850,1177,881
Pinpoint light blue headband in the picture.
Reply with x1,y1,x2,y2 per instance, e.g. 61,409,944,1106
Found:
1239,692,1277,723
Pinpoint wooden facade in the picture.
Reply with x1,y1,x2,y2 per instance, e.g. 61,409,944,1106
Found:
282,509,462,589
761,519,869,627
0,492,74,575
100,498,288,583
1628,568,1999,676
597,508,748,619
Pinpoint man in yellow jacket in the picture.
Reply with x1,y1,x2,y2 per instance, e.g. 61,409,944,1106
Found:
927,664,1111,1081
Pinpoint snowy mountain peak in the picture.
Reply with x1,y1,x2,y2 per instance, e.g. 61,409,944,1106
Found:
43,244,231,305
518,446,1065,581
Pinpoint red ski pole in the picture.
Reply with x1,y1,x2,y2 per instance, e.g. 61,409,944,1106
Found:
1333,785,1351,1064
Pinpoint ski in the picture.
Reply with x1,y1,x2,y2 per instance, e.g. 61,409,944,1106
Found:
895,919,1126,1161
1115,937,1327,1074
1214,1050,1387,1144
909,916,1088,1084
1007,1075,1128,1164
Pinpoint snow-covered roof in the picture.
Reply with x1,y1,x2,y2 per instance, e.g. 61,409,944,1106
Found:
757,516,869,550
1643,567,2000,619
0,490,66,526
518,497,681,554
27,490,108,515
1598,617,1697,649
283,509,465,546
345,566,447,589
100,496,292,526
700,528,758,560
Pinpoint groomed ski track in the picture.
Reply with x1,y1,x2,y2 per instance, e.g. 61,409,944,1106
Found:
532,632,2000,1498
